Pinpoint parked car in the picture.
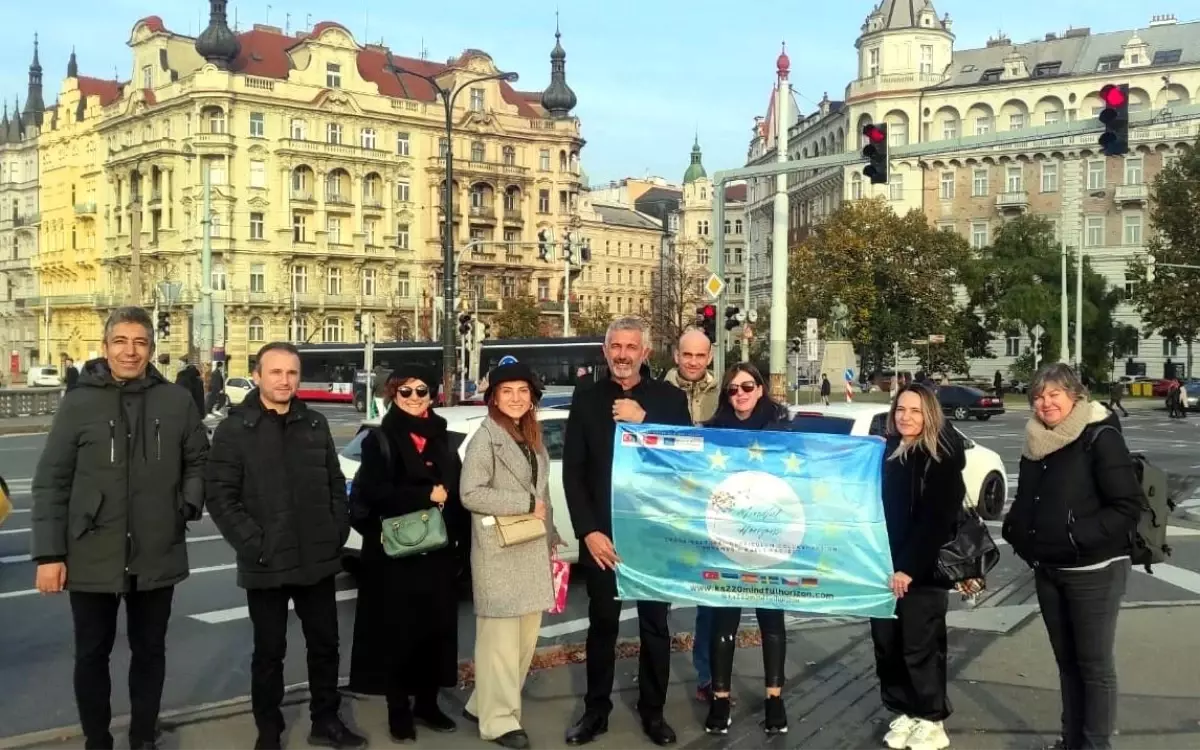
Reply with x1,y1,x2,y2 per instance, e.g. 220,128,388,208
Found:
223,376,253,405
936,385,1005,421
1179,380,1200,412
338,405,577,573
26,366,61,387
785,403,1009,520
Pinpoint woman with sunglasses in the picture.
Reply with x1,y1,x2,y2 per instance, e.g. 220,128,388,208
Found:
348,365,469,742
702,363,790,737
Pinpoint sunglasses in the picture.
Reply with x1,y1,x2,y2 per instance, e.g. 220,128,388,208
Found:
398,386,430,398
726,382,758,395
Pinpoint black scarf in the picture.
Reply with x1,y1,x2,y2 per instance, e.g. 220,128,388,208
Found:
382,404,448,440
707,398,782,430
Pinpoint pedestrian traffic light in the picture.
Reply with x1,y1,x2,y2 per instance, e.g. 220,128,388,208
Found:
789,337,802,354
156,311,170,338
1146,253,1156,282
861,123,888,184
697,304,717,341
537,228,552,262
1098,83,1130,156
458,312,473,336
724,305,741,331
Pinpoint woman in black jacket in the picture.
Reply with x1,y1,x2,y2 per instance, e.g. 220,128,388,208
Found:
1002,363,1141,750
702,363,790,737
347,366,469,742
871,382,965,750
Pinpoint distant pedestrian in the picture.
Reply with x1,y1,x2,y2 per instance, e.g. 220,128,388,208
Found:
175,358,205,416
993,370,1004,400
1167,379,1182,418
205,342,364,750
31,307,209,750
63,358,79,391
205,362,226,414
1108,381,1129,417
820,373,831,406
1179,380,1190,419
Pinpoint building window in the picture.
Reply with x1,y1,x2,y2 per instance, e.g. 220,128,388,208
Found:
471,141,485,163
1040,162,1058,192
396,181,410,203
291,168,309,195
919,45,933,75
503,189,519,212
1085,216,1105,247
537,278,550,301
1044,110,1061,126
438,137,450,157
323,317,343,343
503,229,519,251
327,216,343,245
362,268,377,296
1163,339,1180,357
867,47,879,77
292,265,308,293
971,222,989,249
208,158,227,185
942,119,958,140
850,172,863,199
735,219,743,234
1087,159,1105,190
1005,335,1021,357
1123,214,1143,246
293,317,308,342
470,88,485,112
502,146,516,166
206,107,226,134
142,65,153,89
538,189,550,213
290,119,306,140
326,267,342,295
396,223,410,249
972,168,989,196
364,218,377,245
396,132,410,155
889,122,908,146
1124,156,1143,185
326,62,341,88
249,212,264,240
1006,165,1023,192
249,112,265,138
360,128,376,150
249,160,266,188
250,264,265,293
397,272,411,298
888,174,903,201
211,262,226,291
939,171,955,200
539,149,551,171
293,213,308,243
326,123,342,145
1008,113,1025,130
974,117,991,135
1124,274,1138,301
248,317,265,342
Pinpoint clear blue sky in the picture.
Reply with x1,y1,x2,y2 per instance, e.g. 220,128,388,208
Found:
2,1,1197,185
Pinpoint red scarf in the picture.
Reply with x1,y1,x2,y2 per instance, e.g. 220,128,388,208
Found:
409,410,429,453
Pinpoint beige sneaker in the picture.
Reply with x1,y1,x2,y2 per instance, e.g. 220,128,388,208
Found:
905,719,950,750
883,715,917,750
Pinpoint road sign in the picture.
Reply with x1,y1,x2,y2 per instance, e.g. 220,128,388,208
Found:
805,338,819,362
928,334,946,344
498,355,518,366
844,368,855,382
806,318,818,340
704,273,725,299
911,339,928,346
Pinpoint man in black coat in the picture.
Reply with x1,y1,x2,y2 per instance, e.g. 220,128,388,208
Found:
563,318,691,747
205,342,364,750
32,307,209,750
175,357,205,415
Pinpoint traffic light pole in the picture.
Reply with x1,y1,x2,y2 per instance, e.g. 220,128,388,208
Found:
363,312,375,421
713,183,726,378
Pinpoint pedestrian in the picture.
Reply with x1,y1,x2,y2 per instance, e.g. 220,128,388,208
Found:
661,328,720,701
1107,380,1129,418
562,317,691,747
1179,379,1190,419
347,366,469,742
871,382,965,750
459,362,563,749
205,361,226,414
1166,379,1181,418
820,373,831,406
204,342,365,750
175,357,205,416
1002,363,1142,750
31,306,209,750
993,369,1004,400
701,363,790,737
63,357,79,391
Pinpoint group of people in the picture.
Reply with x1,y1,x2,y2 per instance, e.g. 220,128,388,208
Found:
1166,377,1190,419
30,306,1145,750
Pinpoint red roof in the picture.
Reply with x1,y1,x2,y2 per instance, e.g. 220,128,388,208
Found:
136,16,166,33
725,184,747,202
77,76,123,107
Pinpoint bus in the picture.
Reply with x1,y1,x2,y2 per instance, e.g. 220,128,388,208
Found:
291,336,607,407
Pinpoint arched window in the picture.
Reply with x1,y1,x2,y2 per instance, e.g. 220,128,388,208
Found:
502,146,516,166
559,150,568,171
734,219,743,234
248,316,265,342
323,317,343,343
203,106,226,134
471,141,486,162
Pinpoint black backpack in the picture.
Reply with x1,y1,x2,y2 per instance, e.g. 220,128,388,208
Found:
919,459,1001,586
1086,425,1174,573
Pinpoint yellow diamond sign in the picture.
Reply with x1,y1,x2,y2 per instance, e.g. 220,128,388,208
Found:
704,273,725,299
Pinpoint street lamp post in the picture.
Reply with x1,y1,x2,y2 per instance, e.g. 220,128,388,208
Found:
386,53,517,404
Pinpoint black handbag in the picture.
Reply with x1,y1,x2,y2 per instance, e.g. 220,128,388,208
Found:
933,504,1001,586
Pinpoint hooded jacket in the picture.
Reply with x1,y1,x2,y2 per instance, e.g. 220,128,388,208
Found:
663,368,719,425
31,358,209,593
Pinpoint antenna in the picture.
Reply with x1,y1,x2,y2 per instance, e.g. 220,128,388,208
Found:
266,4,271,25
234,6,239,32
285,12,290,34
305,13,312,29
420,37,428,60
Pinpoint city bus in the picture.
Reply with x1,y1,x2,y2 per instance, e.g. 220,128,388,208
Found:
291,336,607,407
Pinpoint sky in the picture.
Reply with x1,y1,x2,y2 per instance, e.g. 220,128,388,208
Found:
3,0,1199,186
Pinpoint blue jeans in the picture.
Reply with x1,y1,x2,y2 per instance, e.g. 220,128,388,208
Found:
692,606,714,685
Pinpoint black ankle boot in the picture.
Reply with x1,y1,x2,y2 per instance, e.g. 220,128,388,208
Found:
705,696,732,735
414,698,457,733
388,699,416,743
764,695,788,735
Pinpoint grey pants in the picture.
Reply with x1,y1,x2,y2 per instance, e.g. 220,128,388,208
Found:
1034,561,1129,750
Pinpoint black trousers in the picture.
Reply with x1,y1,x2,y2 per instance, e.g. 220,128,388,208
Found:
69,585,175,749
710,607,786,693
246,575,341,735
1035,562,1128,750
583,565,671,718
869,586,950,722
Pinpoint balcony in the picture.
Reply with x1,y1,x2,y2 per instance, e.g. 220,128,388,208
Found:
106,137,179,164
846,71,946,98
426,157,530,179
148,189,163,206
276,138,393,164
537,300,579,313
325,192,354,208
189,132,237,152
0,257,31,272
1114,184,1149,204
291,191,315,204
362,198,385,212
994,191,1030,211
468,205,496,223
13,213,40,228
502,209,524,225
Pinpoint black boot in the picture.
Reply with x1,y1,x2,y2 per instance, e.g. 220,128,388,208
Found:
308,716,367,749
414,694,457,733
763,695,788,735
388,699,416,743
705,697,732,735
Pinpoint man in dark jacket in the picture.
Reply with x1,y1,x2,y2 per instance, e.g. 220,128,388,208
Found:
31,306,209,750
175,357,205,415
563,317,691,747
820,373,831,405
205,342,363,750
205,362,226,414
63,357,79,390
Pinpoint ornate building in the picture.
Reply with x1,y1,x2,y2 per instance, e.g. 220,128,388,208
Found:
574,193,662,321
747,1,1200,377
36,0,584,375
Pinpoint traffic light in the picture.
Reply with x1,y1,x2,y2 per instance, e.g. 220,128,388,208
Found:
156,310,170,338
724,305,741,331
1146,253,1156,282
458,312,473,336
580,237,592,263
563,233,575,264
697,304,717,341
1098,83,1130,156
861,123,888,184
537,228,552,262
353,314,363,335
789,337,802,354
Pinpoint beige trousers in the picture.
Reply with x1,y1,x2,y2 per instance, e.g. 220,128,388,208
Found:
465,611,543,740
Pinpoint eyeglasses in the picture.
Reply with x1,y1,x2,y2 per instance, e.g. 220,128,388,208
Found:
726,382,758,395
398,386,430,398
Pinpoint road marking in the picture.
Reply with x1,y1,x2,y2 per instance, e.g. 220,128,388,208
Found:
539,605,654,638
1143,564,1200,595
0,535,228,565
0,528,29,536
0,562,238,599
191,588,359,624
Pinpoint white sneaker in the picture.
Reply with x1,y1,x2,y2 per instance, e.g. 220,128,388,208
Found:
905,719,950,750
883,715,917,750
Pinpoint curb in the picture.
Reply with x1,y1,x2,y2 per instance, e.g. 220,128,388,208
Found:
0,424,51,436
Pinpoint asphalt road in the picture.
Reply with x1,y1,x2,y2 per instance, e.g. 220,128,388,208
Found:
1,406,1199,739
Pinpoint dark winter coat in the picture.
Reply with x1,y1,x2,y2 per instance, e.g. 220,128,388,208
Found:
348,405,468,695
64,366,79,391
1003,411,1142,568
563,375,690,567
204,393,349,589
881,428,967,586
820,378,832,397
175,365,205,415
31,359,209,593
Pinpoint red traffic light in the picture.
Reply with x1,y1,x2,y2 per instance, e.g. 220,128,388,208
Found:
863,124,886,144
1100,84,1127,108
702,305,716,318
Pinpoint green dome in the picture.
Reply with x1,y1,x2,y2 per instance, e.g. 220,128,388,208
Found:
683,136,707,184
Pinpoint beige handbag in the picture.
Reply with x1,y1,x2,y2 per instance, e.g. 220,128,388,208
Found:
494,513,546,547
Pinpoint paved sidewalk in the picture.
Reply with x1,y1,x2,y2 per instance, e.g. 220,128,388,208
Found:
0,415,53,435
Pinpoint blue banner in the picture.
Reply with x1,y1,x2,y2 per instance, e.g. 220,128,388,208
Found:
612,424,896,618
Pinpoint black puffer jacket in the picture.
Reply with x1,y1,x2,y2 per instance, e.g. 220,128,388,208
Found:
31,359,209,593
1003,408,1142,568
205,392,349,589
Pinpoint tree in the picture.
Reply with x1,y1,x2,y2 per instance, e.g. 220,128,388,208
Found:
648,246,708,355
494,296,541,338
787,197,972,377
1129,137,1200,377
574,302,614,337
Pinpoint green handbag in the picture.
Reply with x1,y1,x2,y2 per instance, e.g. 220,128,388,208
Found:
380,508,449,558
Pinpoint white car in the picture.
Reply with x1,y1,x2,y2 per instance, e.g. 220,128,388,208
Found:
786,403,1008,520
27,366,61,387
339,406,577,569
224,377,253,405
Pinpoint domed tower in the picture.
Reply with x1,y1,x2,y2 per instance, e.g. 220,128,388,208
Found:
540,23,577,119
195,0,241,70
855,0,952,88
683,136,707,184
